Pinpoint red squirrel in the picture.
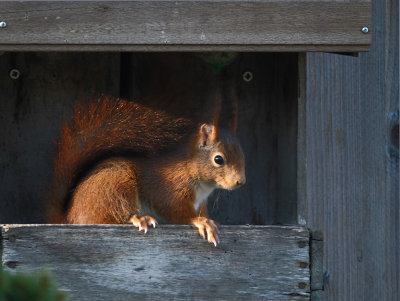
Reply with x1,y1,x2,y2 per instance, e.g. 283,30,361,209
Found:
47,95,245,246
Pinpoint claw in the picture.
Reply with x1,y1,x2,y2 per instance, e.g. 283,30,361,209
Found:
140,225,148,234
191,217,219,246
129,214,157,234
130,215,140,227
198,225,206,240
146,217,158,228
206,228,217,247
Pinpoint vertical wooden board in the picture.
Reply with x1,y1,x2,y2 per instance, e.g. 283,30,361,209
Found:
0,52,120,223
275,55,298,224
122,53,299,225
302,0,399,300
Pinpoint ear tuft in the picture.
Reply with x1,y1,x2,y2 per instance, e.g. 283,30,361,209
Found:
199,123,217,148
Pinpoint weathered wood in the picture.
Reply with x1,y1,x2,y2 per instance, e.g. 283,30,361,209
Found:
310,230,323,300
300,0,399,300
1,225,311,300
310,291,323,301
0,0,371,52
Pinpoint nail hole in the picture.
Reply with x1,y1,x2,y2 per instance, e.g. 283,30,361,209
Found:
242,71,253,82
297,241,308,248
9,69,20,80
6,261,19,269
296,261,309,268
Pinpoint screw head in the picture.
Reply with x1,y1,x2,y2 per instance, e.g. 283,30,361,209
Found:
243,71,253,82
362,26,369,33
9,69,20,80
0,21,6,28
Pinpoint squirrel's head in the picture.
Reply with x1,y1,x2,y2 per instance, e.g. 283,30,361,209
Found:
194,123,246,190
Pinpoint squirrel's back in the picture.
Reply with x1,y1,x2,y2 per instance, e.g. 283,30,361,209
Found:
47,95,193,222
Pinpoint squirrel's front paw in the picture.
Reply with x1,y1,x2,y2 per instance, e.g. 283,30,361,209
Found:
129,215,158,234
191,217,219,247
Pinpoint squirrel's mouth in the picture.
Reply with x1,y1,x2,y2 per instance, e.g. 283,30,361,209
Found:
218,181,245,191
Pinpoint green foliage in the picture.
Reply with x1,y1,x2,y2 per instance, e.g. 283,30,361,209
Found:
0,268,67,301
196,52,239,73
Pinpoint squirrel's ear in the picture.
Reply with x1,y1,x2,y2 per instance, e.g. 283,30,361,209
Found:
199,123,218,148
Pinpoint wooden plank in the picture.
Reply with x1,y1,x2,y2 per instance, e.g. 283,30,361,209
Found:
300,0,399,300
1,225,311,300
0,0,371,52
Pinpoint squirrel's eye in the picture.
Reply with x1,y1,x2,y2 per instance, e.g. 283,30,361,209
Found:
214,155,224,166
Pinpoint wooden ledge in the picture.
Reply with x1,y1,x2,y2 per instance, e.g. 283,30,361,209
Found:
0,224,319,300
0,0,371,52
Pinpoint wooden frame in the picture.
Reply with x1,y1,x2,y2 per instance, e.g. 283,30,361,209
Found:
0,0,371,52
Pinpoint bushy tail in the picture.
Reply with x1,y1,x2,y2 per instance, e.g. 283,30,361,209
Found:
46,95,193,222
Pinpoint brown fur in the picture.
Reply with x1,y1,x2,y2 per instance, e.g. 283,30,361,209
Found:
47,96,193,222
47,96,245,245
66,125,245,225
67,158,140,224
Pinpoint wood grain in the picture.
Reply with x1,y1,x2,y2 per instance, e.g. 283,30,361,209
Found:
0,0,371,52
300,0,399,300
1,225,311,300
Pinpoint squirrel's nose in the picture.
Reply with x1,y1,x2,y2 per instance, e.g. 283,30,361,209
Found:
236,177,246,187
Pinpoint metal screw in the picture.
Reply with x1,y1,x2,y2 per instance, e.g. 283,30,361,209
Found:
0,21,6,28
243,71,253,82
9,69,20,80
362,26,369,33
